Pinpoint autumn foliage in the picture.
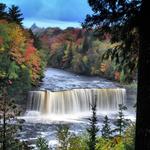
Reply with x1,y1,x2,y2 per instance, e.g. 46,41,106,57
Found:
34,26,136,83
0,20,45,85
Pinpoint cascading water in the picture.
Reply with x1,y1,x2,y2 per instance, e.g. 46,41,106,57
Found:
27,88,126,115
19,68,134,148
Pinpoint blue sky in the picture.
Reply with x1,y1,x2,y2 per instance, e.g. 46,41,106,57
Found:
1,0,92,29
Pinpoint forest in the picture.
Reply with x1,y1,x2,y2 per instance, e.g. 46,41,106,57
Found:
32,24,137,84
0,0,150,150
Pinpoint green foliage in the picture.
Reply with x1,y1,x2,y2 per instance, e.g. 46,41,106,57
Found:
0,4,46,100
36,137,49,150
123,123,135,150
56,124,71,150
96,136,125,150
114,104,129,136
101,115,112,139
96,123,135,150
86,98,99,150
8,61,20,79
56,124,88,150
53,109,135,150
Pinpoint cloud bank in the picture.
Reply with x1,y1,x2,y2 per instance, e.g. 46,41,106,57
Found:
1,0,92,28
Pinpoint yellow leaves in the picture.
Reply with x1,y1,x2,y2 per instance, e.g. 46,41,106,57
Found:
82,55,88,64
96,136,124,150
0,20,43,85
8,24,26,48
0,70,6,78
0,47,5,52
21,64,26,69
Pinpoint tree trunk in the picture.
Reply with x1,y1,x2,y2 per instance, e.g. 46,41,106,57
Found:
2,89,6,150
135,0,150,149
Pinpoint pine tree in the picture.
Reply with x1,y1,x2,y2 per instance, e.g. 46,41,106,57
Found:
0,3,7,20
114,104,128,136
101,115,112,139
87,96,99,150
8,5,23,26
0,87,24,150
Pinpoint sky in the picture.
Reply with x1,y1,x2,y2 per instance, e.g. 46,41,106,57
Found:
1,0,92,29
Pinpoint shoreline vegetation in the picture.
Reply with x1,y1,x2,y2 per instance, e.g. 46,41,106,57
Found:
31,24,137,84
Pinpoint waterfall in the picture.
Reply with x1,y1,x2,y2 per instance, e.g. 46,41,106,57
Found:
27,88,126,115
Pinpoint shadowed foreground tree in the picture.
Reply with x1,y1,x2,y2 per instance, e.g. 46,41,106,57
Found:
0,88,26,150
83,0,150,149
101,115,112,139
0,3,7,20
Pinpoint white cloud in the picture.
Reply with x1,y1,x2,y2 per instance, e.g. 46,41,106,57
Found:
23,19,82,29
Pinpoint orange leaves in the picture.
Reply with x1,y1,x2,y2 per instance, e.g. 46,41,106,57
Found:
23,38,42,83
0,19,43,85
8,23,26,64
9,24,26,47
24,41,42,83
24,39,36,61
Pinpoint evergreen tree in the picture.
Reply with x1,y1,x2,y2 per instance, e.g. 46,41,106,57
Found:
36,137,49,150
101,115,112,139
87,97,99,150
0,87,25,150
8,5,23,25
114,104,128,136
0,3,7,20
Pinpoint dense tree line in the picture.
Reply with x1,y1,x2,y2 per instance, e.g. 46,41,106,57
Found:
0,3,47,102
34,26,137,83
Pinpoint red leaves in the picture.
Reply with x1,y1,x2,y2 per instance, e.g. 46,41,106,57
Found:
24,39,42,83
25,40,36,61
114,71,120,81
0,20,43,84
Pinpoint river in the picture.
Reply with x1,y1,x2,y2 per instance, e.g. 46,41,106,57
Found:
18,68,136,149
